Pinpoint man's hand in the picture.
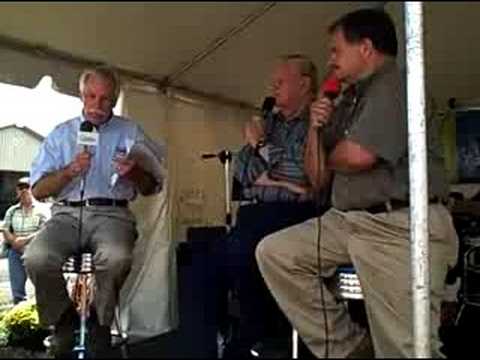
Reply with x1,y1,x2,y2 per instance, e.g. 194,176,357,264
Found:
113,155,158,195
254,172,309,195
11,236,29,253
114,156,137,178
32,151,92,200
65,151,92,179
244,115,265,148
310,97,334,130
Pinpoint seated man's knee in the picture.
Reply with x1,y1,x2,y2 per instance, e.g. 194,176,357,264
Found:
256,226,300,271
96,248,133,276
23,246,54,276
255,234,277,267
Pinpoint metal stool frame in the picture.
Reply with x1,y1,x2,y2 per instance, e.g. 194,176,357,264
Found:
62,253,129,359
62,253,95,359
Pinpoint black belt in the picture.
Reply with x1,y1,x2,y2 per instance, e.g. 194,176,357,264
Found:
359,197,443,214
363,200,409,214
60,198,128,208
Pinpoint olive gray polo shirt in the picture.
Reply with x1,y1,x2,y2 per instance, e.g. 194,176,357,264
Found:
328,58,448,211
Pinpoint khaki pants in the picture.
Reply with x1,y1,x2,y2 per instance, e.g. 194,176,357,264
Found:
256,204,458,358
24,204,137,327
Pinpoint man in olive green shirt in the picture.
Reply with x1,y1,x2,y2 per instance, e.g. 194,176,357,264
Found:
256,9,458,358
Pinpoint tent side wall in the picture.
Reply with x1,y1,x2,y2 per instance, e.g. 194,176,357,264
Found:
117,86,253,338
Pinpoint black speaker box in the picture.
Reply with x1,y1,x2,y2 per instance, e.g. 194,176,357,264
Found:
176,226,228,358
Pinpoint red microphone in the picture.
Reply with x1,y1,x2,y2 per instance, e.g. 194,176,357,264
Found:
320,74,341,101
314,74,341,131
312,74,341,194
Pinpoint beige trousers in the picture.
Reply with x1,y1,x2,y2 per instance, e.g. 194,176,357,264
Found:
256,204,458,358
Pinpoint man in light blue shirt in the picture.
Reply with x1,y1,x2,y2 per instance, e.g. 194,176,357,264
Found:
24,66,166,358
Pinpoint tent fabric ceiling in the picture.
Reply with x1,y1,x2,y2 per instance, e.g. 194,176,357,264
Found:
0,2,478,108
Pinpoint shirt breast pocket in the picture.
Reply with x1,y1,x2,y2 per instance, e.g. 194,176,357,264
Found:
32,215,42,228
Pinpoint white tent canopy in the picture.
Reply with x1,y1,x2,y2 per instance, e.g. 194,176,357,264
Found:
0,1,477,342
0,2,478,107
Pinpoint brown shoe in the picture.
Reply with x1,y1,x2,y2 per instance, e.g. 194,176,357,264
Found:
346,334,374,358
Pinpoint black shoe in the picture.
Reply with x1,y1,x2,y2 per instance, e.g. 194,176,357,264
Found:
88,311,112,358
346,334,374,358
249,338,292,359
222,341,256,359
53,305,79,359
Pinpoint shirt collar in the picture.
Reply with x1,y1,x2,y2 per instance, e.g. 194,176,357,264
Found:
278,104,310,123
80,111,115,130
353,56,397,97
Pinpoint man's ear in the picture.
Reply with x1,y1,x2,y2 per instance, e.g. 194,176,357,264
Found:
359,38,374,59
301,76,312,96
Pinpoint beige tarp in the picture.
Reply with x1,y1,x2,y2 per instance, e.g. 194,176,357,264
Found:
113,87,252,339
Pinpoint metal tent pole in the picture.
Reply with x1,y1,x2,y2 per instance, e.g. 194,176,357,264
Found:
404,2,431,357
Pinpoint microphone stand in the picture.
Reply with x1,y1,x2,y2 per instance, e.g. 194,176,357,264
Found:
201,150,233,230
219,150,233,229
76,169,88,358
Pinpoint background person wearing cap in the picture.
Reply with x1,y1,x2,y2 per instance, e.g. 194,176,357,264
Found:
2,177,49,304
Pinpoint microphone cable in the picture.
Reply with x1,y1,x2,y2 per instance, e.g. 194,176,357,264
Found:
76,120,95,265
315,127,329,359
77,172,87,268
314,75,340,358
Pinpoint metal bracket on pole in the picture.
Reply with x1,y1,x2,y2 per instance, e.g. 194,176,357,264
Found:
405,2,431,357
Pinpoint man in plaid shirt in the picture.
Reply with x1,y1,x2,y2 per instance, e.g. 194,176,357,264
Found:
223,54,328,358
3,177,49,304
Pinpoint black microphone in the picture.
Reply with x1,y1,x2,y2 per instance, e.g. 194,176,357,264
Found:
261,96,276,118
255,97,276,151
80,120,95,132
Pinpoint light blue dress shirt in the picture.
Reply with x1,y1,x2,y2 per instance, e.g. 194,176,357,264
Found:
30,114,167,202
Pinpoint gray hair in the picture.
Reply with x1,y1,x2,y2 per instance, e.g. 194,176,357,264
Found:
78,65,121,106
278,54,319,97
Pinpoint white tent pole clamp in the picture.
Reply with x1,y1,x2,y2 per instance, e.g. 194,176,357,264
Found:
405,2,431,357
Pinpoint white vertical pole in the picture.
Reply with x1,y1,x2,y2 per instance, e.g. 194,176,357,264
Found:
404,2,431,357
